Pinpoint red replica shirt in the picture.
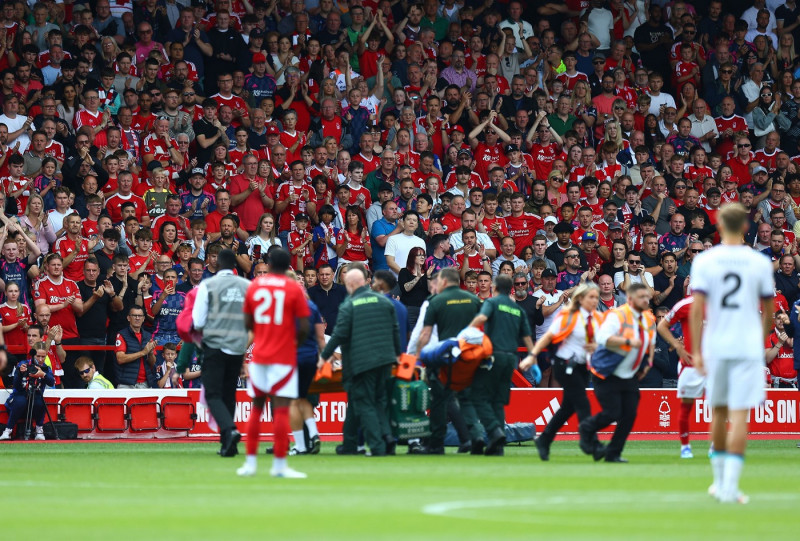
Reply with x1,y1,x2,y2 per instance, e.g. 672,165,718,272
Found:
54,236,90,282
754,149,780,172
714,115,748,160
0,302,31,350
129,253,155,276
556,72,589,95
44,140,65,163
530,142,560,181
280,130,307,164
505,213,543,256
473,142,508,182
482,216,509,252
73,109,103,132
142,134,179,164
105,193,148,224
276,181,316,232
456,251,486,274
336,229,369,262
663,295,694,368
212,93,250,128
33,276,80,340
352,153,381,176
243,274,310,366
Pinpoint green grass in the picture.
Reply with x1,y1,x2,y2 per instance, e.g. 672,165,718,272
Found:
1,440,798,540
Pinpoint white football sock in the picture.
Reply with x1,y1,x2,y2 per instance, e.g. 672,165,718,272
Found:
722,453,744,498
710,451,726,490
245,455,257,467
292,430,307,452
305,418,319,438
273,457,287,470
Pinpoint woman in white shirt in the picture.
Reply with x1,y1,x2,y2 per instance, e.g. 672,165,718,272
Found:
520,281,603,461
246,213,282,261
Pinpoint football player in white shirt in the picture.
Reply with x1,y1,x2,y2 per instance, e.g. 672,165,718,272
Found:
690,203,774,504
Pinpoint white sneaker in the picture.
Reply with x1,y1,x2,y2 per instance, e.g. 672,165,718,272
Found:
0,428,11,441
236,462,257,477
680,445,693,459
35,427,45,441
708,484,718,498
270,466,307,479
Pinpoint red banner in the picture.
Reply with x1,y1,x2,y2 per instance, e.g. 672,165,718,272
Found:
8,388,796,438
192,388,800,437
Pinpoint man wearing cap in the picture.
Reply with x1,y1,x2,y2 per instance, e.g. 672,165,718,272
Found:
557,246,590,293
367,182,395,230
444,148,482,190
532,267,567,386
244,52,277,108
546,221,582,271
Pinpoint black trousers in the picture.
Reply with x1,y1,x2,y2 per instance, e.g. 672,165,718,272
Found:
580,375,640,459
201,348,243,439
539,359,593,446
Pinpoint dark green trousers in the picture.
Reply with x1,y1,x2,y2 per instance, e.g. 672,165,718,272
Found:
427,370,483,448
342,364,392,455
471,352,516,434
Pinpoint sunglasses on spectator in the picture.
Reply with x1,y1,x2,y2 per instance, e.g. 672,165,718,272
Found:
628,259,641,263
690,249,702,253
514,281,527,286
720,69,733,74
738,143,751,148
79,367,92,375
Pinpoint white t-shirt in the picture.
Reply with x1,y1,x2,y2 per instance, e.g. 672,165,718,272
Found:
532,288,563,340
0,114,30,153
647,92,677,116
614,270,654,289
586,7,615,50
690,244,774,363
385,233,426,275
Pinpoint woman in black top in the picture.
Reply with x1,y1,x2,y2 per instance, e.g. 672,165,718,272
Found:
397,246,432,328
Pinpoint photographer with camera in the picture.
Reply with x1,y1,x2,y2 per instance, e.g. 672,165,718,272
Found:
1,342,54,441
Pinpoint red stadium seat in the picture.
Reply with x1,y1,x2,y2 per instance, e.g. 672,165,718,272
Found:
94,397,128,432
127,397,160,432
0,404,9,428
60,397,95,432
160,397,197,431
511,369,533,388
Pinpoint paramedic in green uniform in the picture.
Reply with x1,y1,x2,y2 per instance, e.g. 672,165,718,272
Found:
468,274,536,455
416,267,483,454
319,264,402,457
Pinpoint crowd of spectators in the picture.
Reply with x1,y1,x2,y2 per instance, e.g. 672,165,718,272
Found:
0,0,797,391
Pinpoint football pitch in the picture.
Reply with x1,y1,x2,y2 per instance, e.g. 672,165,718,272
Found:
2,440,798,540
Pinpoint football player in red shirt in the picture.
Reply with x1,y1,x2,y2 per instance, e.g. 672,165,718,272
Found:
239,248,310,478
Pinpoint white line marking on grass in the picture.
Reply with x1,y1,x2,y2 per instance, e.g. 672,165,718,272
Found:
421,492,800,521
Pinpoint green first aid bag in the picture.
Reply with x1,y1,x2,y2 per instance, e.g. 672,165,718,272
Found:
389,378,431,440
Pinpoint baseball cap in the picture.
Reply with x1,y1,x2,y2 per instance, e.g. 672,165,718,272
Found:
608,222,623,230
543,216,558,225
724,175,739,183
72,3,88,12
640,216,656,225
191,167,205,177
553,221,575,234
753,165,768,175
378,182,394,192
706,187,722,197
542,269,557,278
252,52,267,64
504,143,520,154
294,213,310,222
457,148,473,158
250,28,266,40
449,125,465,135
582,231,598,242
593,52,606,61
266,124,280,135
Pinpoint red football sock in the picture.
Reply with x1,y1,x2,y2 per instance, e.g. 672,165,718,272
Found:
246,402,263,456
679,401,692,446
273,406,290,459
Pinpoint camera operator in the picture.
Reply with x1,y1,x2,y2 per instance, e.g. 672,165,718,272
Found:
0,342,54,440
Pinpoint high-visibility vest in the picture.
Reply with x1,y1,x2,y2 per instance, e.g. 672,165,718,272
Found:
608,304,656,353
550,310,604,344
91,372,114,390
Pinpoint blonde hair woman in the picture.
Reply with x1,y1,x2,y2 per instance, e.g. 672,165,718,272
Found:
520,281,603,461
19,193,56,254
570,80,597,130
601,119,626,153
